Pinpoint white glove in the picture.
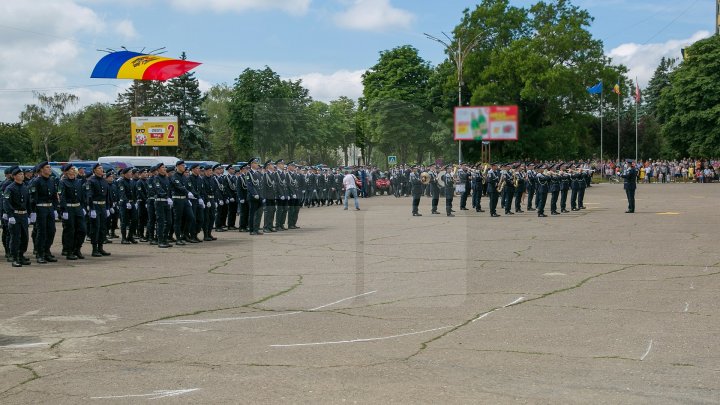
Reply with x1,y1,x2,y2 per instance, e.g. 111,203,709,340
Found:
292,195,297,199
62,212,69,221
226,199,230,204
262,199,266,203
90,210,97,219
188,200,193,207
230,198,235,203
126,203,132,209
240,200,245,204
167,198,173,207
219,200,224,206
106,209,110,217
280,196,285,200
82,209,86,216
8,217,16,225
135,203,139,210
188,192,194,199
199,199,204,206
2,213,7,221
29,212,37,223
254,195,259,200
53,211,58,220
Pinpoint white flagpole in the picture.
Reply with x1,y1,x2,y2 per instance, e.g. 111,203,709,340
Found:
617,81,620,165
600,81,603,163
635,78,639,162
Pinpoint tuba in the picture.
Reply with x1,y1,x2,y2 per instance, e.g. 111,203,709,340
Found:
437,170,446,188
420,172,430,185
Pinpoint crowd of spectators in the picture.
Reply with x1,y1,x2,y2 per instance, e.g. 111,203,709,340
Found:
596,159,719,183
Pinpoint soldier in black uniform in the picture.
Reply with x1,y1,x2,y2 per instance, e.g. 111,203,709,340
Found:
59,164,86,260
145,165,158,244
135,169,149,241
287,162,301,229
503,165,516,215
549,165,560,215
225,165,238,230
247,158,263,235
471,165,485,213
458,164,470,210
317,168,327,206
442,165,455,217
203,165,218,241
620,159,638,213
3,167,32,267
236,163,250,232
187,163,206,243
486,163,501,217
262,160,277,232
86,163,111,257
429,164,441,214
213,164,228,232
274,159,289,230
526,163,537,211
170,161,195,245
535,165,549,217
559,165,570,213
409,166,423,216
153,163,172,248
1,167,14,262
513,165,526,213
106,170,119,241
118,168,139,244
29,161,58,263
577,168,588,210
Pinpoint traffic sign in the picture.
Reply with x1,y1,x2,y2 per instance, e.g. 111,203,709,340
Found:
388,155,397,165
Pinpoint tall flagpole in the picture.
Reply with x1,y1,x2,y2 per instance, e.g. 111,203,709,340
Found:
600,81,603,163
617,80,621,165
635,78,639,162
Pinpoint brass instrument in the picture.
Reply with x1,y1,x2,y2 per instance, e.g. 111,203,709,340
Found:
481,165,488,185
497,171,506,193
513,171,519,188
437,170,446,188
420,171,430,185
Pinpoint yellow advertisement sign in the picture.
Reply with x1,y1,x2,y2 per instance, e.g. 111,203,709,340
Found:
131,116,178,147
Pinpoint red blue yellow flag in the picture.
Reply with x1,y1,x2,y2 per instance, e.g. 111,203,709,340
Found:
613,83,621,95
91,51,201,81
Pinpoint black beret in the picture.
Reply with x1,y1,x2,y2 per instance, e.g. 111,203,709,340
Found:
92,163,102,171
248,157,259,164
212,164,222,171
11,167,22,176
167,166,176,172
275,159,284,165
287,161,296,167
5,166,15,175
263,160,273,168
226,164,235,170
189,163,200,170
176,160,185,166
61,163,74,172
238,163,249,170
131,168,139,174
37,161,49,171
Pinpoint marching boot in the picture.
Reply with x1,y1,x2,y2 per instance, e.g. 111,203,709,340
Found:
99,245,111,256
12,255,23,267
75,250,85,259
21,256,31,265
121,229,130,244
36,255,47,264
66,253,78,260
45,252,58,262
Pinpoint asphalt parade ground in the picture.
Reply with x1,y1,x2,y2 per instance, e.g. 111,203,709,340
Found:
0,182,718,404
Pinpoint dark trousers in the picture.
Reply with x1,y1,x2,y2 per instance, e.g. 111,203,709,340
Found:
412,196,420,214
570,188,578,210
249,198,262,232
537,191,548,216
2,221,9,256
227,200,238,228
504,188,514,213
155,200,170,244
526,187,535,209
239,201,250,230
62,213,86,254
514,190,523,212
275,198,288,228
173,198,195,239
472,187,482,210
204,201,216,238
489,192,499,215
263,200,276,230
578,187,586,208
9,215,29,259
550,191,559,213
445,195,453,215
460,190,469,209
146,199,157,240
625,187,636,212
89,206,108,249
288,198,300,227
137,202,148,237
215,200,228,229
534,188,541,210
35,206,56,256
560,189,568,211
119,205,137,240
192,200,204,237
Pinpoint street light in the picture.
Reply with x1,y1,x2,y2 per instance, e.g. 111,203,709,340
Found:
425,30,483,164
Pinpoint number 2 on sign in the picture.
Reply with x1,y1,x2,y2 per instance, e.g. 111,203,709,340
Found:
167,125,175,140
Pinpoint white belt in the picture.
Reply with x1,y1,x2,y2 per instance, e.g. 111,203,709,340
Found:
36,203,53,207
66,203,81,207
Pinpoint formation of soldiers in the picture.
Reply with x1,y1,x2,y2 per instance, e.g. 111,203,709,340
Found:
1,158,314,267
399,162,594,218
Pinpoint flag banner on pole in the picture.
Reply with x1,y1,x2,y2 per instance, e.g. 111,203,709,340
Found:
587,82,603,94
635,83,642,103
613,83,621,95
91,51,201,81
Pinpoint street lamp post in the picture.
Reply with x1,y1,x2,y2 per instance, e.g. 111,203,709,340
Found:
425,30,482,164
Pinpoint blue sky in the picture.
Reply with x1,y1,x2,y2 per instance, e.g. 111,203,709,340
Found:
0,0,714,122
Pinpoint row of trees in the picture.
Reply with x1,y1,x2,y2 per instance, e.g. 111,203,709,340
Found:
3,0,719,165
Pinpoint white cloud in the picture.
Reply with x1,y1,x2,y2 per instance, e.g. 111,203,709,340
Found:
114,19,138,40
608,30,710,87
290,70,364,102
334,0,414,31
168,0,311,15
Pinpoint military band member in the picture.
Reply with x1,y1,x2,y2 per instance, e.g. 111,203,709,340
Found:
410,166,422,216
502,164,515,215
3,167,31,267
535,165,549,217
486,163,501,217
106,170,119,241
429,164,441,214
247,158,263,235
86,163,111,256
213,164,228,232
549,165,560,215
472,165,485,213
59,163,86,259
136,169,149,241
30,161,58,263
513,165,526,213
526,163,537,211
559,165,570,213
443,165,455,217
153,163,172,248
620,159,638,213
236,163,250,232
458,164,470,210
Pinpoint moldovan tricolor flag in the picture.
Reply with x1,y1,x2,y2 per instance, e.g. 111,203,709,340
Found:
613,83,621,95
635,82,642,104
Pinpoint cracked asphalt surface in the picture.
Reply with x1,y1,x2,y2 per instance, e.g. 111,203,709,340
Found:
0,183,718,403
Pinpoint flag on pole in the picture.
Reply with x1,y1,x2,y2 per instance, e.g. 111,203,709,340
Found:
587,82,603,94
613,82,621,95
635,82,642,104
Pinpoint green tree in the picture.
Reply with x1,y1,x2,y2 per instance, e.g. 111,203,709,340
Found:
204,84,236,162
19,92,78,161
166,52,209,158
644,57,677,120
71,103,130,158
0,123,33,163
328,96,357,165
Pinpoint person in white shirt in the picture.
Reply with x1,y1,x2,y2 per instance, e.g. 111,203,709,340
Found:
342,170,360,211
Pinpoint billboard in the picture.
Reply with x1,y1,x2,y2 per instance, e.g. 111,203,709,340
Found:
131,116,178,147
454,106,518,141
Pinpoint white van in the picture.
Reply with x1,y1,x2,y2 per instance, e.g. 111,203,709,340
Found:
98,156,180,171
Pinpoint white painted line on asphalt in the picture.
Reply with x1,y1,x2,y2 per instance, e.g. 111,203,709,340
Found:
91,388,199,400
272,296,524,347
270,325,456,347
640,340,653,361
690,282,695,289
684,302,689,313
150,291,377,326
0,342,50,349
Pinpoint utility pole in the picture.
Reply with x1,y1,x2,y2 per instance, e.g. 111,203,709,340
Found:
425,30,483,164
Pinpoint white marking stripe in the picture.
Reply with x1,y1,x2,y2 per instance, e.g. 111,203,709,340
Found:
150,291,377,326
272,296,524,347
640,340,653,361
0,342,49,349
91,388,199,400
684,302,689,312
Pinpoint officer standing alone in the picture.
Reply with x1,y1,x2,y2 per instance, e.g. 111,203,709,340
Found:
620,159,638,213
